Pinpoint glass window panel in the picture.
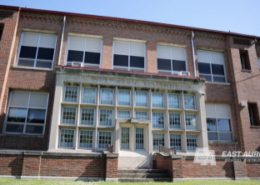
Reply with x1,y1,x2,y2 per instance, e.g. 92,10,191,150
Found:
208,132,218,141
98,131,112,149
118,110,130,119
29,93,48,108
100,88,114,105
36,61,52,68
113,54,128,67
118,89,130,106
153,133,164,150
27,109,46,124
39,33,56,48
186,135,197,151
84,52,100,65
62,107,77,124
82,87,96,104
213,76,226,83
6,124,24,133
136,128,144,149
170,134,181,150
67,50,84,62
152,112,164,128
9,91,29,107
37,48,54,60
79,130,93,148
172,60,186,71
136,111,148,120
22,32,39,46
64,85,78,102
99,109,113,126
157,58,171,71
130,56,144,68
219,133,232,141
217,119,231,131
212,64,224,75
25,125,43,134
18,59,34,67
136,91,148,107
184,94,195,109
169,112,181,129
168,94,180,108
81,108,95,125
121,127,130,150
152,93,164,108
7,108,27,122
198,62,211,74
200,74,212,81
59,129,74,148
19,46,37,59
207,118,217,131
185,113,197,130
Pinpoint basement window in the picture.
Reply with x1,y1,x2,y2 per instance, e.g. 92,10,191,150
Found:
248,102,260,126
240,50,251,71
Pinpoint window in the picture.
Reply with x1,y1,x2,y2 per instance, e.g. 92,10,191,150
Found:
62,107,77,125
100,88,114,105
197,50,226,83
67,35,102,66
170,134,181,150
168,93,180,109
121,127,130,150
185,113,197,130
99,109,113,126
184,94,196,109
240,50,251,70
135,91,148,107
118,89,131,106
81,108,95,125
186,135,197,151
152,112,164,128
248,102,260,126
157,45,187,73
118,110,131,119
153,133,164,150
113,40,145,70
169,112,181,129
59,128,75,148
6,91,48,135
98,131,112,149
136,128,144,149
18,32,56,69
135,111,148,120
79,130,93,148
82,87,97,104
206,104,233,141
257,57,260,69
0,23,4,41
64,85,79,102
152,92,164,108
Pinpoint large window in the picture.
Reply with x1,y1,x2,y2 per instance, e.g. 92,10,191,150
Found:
197,50,226,83
206,104,233,141
185,113,197,130
248,102,260,126
118,89,131,106
184,94,196,110
64,85,79,102
100,88,114,105
152,112,164,128
136,128,144,149
153,133,164,150
6,91,48,135
152,92,164,108
79,130,93,148
0,23,4,41
98,131,112,149
118,110,131,119
59,128,75,148
169,112,181,129
82,87,97,104
170,134,181,150
121,127,130,150
113,40,145,70
168,93,180,109
186,135,197,151
157,45,187,73
240,50,251,70
67,35,102,66
135,91,148,107
18,32,57,69
135,111,148,120
99,109,113,126
81,108,95,125
62,107,77,125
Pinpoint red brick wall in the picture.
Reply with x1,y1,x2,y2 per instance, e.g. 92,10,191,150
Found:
247,162,260,177
105,153,118,179
0,154,23,176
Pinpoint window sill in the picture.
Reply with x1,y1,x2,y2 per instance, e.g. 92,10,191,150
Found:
208,141,237,144
241,69,252,73
250,125,260,129
205,81,230,86
0,133,44,138
12,65,53,72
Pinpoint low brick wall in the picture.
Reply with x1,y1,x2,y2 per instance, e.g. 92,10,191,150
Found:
0,151,118,180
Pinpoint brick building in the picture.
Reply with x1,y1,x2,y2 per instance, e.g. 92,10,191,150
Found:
0,5,259,181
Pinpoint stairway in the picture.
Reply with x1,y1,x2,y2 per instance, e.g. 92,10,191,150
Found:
118,169,171,182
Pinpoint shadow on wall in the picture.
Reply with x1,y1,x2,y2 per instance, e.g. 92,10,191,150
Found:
223,162,235,178
8,155,23,177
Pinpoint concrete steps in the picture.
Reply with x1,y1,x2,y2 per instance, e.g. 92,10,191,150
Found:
118,169,171,182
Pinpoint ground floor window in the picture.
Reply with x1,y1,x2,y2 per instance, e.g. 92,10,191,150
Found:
186,135,197,151
153,133,165,150
98,131,112,149
170,134,181,151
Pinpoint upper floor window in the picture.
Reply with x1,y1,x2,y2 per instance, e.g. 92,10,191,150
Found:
248,102,260,126
184,94,196,110
0,23,4,41
135,91,148,107
18,32,57,69
239,50,251,71
113,39,145,71
197,50,226,83
67,35,102,67
157,45,187,74
118,89,131,106
5,91,48,135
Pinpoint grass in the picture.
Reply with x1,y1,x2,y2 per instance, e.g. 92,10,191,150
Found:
0,178,260,185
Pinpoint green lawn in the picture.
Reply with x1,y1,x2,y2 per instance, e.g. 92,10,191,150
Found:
0,178,260,185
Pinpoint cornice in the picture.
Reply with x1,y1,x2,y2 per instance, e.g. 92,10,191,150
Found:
195,31,226,42
20,12,62,23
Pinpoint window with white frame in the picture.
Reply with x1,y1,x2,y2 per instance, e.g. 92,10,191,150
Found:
135,91,148,107
62,106,77,125
100,88,114,105
136,128,144,149
186,135,197,151
185,113,197,130
81,108,95,125
113,40,145,70
152,112,164,128
5,91,48,135
59,128,75,148
168,93,180,109
64,84,79,102
197,50,226,83
118,110,131,119
152,92,164,108
121,127,130,150
67,35,102,66
118,89,131,106
79,130,93,148
135,111,148,120
99,109,113,126
184,94,196,110
157,45,187,73
206,104,232,142
153,133,164,150
18,32,57,69
170,134,181,150
82,86,97,104
98,131,112,149
169,112,181,129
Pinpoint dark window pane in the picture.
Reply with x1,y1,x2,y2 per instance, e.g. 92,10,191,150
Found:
19,46,37,59
18,59,34,67
157,58,171,70
212,64,224,75
27,109,46,124
198,63,211,74
36,61,52,68
6,124,24,133
0,23,4,40
84,52,100,64
130,56,144,68
37,48,54,60
208,132,218,140
207,118,217,131
7,108,27,122
217,119,231,131
219,133,232,141
26,125,43,134
67,50,83,62
200,74,212,81
173,60,186,71
213,76,226,83
114,54,128,67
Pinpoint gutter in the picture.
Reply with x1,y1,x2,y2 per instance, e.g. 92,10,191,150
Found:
57,15,66,65
191,31,198,77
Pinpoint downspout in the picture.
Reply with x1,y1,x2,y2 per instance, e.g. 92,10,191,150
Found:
0,8,21,113
57,15,66,66
191,31,198,77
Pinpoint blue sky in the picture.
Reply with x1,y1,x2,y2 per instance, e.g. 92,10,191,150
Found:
1,0,260,36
